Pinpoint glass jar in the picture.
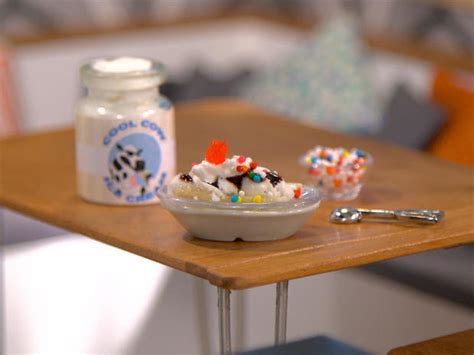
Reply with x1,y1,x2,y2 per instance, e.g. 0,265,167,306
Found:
75,57,175,205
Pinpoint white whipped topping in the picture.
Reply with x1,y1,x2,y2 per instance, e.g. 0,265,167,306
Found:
169,155,299,203
93,57,152,73
190,157,239,184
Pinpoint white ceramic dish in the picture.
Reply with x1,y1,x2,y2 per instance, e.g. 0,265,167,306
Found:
158,186,320,242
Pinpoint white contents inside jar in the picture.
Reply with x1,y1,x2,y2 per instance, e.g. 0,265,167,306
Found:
92,57,152,73
75,57,176,205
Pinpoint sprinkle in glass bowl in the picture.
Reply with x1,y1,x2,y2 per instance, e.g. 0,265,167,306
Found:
299,146,373,200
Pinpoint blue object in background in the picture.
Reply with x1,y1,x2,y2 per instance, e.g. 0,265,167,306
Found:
238,335,371,355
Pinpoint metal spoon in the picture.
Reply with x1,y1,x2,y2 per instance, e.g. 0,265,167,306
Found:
330,207,444,225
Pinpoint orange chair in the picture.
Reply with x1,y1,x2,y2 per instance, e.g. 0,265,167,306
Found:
429,69,474,166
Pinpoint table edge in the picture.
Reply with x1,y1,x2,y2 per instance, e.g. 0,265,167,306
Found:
3,194,472,290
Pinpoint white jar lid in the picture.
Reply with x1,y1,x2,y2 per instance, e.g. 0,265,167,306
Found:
80,56,166,91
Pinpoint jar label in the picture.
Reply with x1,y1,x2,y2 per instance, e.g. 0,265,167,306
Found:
76,117,175,204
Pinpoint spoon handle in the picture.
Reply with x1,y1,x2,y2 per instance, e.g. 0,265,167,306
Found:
358,209,443,224
357,208,396,219
394,209,443,224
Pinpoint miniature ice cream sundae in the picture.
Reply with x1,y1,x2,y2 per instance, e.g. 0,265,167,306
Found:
168,140,302,203
161,140,319,241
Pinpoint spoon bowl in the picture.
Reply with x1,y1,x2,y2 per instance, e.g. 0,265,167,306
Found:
329,207,362,224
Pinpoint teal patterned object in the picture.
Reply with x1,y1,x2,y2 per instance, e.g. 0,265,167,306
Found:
240,16,382,134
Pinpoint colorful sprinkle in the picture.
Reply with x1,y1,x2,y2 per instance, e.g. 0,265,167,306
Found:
355,149,365,158
250,161,257,170
347,175,354,184
309,168,319,176
252,174,262,182
333,179,342,188
326,154,333,162
237,165,248,173
252,195,262,203
311,157,318,164
237,155,246,164
248,172,255,179
326,166,335,175
205,140,227,165
230,195,242,203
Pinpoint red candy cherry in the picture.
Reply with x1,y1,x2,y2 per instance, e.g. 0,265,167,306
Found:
205,140,227,165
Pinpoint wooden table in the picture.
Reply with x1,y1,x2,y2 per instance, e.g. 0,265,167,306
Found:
1,99,473,354
389,329,474,355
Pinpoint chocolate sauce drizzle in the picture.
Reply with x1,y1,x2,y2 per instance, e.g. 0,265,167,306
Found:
266,171,282,187
202,166,281,192
226,174,247,190
179,174,193,183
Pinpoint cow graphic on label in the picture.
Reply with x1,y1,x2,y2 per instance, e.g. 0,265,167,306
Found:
107,133,161,200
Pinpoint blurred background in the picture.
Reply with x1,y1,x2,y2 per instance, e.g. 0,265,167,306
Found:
1,1,473,354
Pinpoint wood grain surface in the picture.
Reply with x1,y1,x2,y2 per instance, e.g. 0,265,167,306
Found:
389,329,474,355
1,99,473,289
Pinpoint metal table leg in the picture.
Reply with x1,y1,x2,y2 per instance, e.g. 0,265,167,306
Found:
274,281,288,345
218,287,231,355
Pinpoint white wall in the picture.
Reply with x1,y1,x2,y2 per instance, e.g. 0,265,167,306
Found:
11,18,432,133
11,19,304,132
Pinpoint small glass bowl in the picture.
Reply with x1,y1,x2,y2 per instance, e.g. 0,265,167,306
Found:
158,185,320,242
299,147,373,201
